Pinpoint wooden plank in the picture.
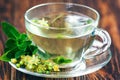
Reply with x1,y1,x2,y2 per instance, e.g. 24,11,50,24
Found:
0,0,120,80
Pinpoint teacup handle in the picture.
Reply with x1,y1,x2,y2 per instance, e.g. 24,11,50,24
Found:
83,28,111,59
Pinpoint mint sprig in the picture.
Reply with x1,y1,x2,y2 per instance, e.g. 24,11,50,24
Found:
0,21,38,62
52,56,72,64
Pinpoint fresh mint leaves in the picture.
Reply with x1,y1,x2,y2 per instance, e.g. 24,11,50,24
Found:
0,21,38,62
1,22,20,39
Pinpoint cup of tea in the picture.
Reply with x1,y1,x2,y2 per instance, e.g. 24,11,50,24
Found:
24,3,111,69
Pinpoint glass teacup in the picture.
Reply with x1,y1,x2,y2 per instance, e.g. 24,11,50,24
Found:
24,3,111,69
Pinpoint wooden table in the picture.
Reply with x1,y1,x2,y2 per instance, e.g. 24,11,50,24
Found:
0,0,120,80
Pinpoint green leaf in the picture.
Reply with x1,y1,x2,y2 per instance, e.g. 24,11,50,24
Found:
0,48,17,62
17,40,32,51
0,52,11,62
28,45,38,54
52,56,72,64
16,34,29,51
87,19,92,24
6,48,18,59
15,50,25,59
5,38,17,49
18,33,27,41
25,45,38,56
1,21,20,39
38,50,51,60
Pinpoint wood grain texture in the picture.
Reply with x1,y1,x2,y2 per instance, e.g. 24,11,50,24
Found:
0,0,120,80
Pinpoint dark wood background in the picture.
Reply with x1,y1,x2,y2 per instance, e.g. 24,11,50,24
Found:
0,0,120,80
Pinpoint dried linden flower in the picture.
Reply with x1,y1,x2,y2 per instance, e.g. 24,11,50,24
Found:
11,58,17,64
53,65,60,71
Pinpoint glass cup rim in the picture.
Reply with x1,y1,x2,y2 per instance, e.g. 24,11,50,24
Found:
24,2,100,30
